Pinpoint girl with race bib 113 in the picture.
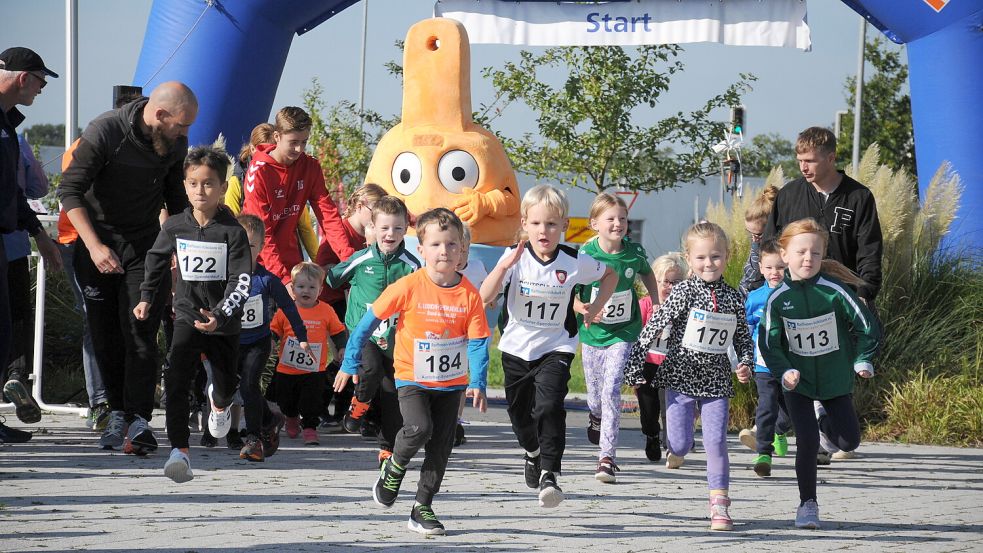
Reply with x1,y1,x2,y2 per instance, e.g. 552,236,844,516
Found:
624,222,753,531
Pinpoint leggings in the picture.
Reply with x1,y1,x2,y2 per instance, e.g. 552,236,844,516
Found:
665,389,730,490
582,342,631,460
784,392,861,503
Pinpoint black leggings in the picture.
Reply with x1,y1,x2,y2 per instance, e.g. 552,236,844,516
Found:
784,391,861,503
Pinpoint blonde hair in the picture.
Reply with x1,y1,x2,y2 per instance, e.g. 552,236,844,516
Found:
588,193,628,221
683,222,730,258
651,252,687,282
238,123,274,165
236,214,265,244
274,106,312,134
521,184,569,219
795,126,836,156
416,207,464,243
290,261,325,285
778,218,866,287
745,184,779,223
344,183,388,218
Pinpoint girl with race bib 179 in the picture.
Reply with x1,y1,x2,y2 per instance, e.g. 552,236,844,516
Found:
624,222,753,531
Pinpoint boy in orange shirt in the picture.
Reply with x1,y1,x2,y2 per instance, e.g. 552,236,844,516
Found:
335,208,490,536
271,262,346,445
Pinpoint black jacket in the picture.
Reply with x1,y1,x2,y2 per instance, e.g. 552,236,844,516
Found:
140,207,252,335
764,173,883,300
1,106,42,235
58,98,189,242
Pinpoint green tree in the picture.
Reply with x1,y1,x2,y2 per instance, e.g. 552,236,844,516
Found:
837,37,915,177
23,123,66,146
742,132,798,178
480,46,755,193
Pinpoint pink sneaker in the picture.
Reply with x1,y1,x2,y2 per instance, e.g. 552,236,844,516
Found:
285,416,301,439
302,427,319,445
709,494,733,531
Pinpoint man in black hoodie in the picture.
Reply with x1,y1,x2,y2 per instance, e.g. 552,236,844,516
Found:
58,81,198,455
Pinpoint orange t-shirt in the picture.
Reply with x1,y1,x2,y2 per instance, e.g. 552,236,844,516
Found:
271,302,345,375
371,269,490,388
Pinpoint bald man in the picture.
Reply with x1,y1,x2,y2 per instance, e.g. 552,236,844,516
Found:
59,81,198,454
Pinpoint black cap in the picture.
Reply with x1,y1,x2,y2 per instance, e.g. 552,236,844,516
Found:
0,47,59,78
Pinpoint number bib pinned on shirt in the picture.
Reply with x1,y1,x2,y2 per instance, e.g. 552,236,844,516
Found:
515,280,566,328
366,303,398,338
783,313,840,357
681,308,736,355
280,337,322,372
591,287,632,325
176,238,227,282
413,336,468,383
241,295,263,329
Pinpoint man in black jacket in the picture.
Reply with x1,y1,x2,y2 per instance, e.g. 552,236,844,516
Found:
58,81,197,454
764,126,883,303
0,47,62,443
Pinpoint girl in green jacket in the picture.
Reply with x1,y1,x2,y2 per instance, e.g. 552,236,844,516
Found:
759,218,880,531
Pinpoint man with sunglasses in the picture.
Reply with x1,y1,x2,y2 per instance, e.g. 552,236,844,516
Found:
58,80,198,455
0,47,63,444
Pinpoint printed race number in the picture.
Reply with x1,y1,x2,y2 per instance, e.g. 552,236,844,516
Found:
515,281,566,328
241,295,263,329
591,287,632,325
176,238,227,282
681,309,736,355
413,336,468,382
784,313,840,357
280,338,322,372
366,303,398,338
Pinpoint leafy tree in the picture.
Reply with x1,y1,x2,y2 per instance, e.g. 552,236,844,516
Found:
837,37,915,177
480,46,755,193
22,123,68,146
742,133,798,178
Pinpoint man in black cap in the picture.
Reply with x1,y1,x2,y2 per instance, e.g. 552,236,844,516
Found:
0,46,62,443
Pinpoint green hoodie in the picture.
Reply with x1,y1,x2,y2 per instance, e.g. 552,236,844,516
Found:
759,271,880,400
326,242,421,356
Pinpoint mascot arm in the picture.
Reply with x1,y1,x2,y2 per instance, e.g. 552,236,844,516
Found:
452,187,519,225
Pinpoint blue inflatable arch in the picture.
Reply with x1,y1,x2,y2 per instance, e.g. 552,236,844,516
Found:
135,0,982,248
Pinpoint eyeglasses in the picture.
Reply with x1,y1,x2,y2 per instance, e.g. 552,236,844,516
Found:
745,227,764,240
27,72,47,89
658,279,682,286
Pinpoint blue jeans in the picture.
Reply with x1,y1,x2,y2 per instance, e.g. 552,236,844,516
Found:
59,242,108,407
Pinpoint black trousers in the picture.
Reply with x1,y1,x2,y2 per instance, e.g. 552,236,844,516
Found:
165,323,239,449
74,235,168,422
392,385,462,505
3,256,32,383
362,341,401,451
276,371,325,429
784,391,861,502
754,372,792,454
322,299,353,418
0,240,10,392
502,351,574,474
239,337,273,437
635,362,665,440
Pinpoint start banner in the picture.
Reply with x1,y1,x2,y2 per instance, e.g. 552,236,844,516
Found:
434,0,811,50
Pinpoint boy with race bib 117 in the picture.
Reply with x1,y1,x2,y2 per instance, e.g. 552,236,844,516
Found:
480,184,617,508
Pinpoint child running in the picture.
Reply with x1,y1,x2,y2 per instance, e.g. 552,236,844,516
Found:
624,221,753,531
325,195,421,465
235,214,309,462
271,262,347,445
336,208,490,536
758,218,879,529
635,253,687,462
739,239,793,476
134,146,252,482
453,222,489,447
480,184,616,508
575,193,658,483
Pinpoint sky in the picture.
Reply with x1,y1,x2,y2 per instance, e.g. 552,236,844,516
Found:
3,0,883,148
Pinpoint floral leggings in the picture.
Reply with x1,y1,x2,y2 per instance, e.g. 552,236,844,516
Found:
582,342,632,461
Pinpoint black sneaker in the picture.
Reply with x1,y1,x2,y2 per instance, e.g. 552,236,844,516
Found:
373,457,406,507
200,426,218,448
261,413,284,457
586,413,601,445
408,504,446,536
360,418,380,441
645,435,662,462
523,454,541,489
538,471,564,508
453,422,466,447
3,379,42,424
0,418,32,443
226,428,244,449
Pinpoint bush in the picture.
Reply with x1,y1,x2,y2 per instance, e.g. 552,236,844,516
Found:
867,370,983,446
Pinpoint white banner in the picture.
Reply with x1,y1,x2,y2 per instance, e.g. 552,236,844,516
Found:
434,0,811,50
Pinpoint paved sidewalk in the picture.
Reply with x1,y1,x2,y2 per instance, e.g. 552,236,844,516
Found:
1,407,981,552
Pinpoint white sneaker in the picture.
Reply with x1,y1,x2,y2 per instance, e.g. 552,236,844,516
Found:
666,452,685,469
738,427,757,451
207,384,232,439
795,499,821,529
814,401,841,454
832,449,856,460
164,448,194,483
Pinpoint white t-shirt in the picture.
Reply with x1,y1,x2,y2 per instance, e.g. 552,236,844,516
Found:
460,259,489,291
497,243,606,361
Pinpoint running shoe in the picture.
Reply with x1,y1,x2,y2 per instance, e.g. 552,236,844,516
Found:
99,411,127,450
0,417,31,443
666,452,685,469
343,397,372,434
586,413,601,445
360,419,380,441
200,426,218,448
408,504,445,536
240,435,265,462
285,416,301,439
538,471,563,508
738,426,756,451
378,448,393,467
595,456,618,484
226,428,244,449
752,454,772,477
207,384,232,439
88,403,111,431
832,449,856,460
373,457,406,507
302,427,319,445
645,435,662,462
523,453,541,489
3,379,41,424
709,494,733,531
795,499,821,529
261,413,284,456
164,448,193,483
123,415,157,455
773,433,789,457
816,449,832,466
453,422,466,447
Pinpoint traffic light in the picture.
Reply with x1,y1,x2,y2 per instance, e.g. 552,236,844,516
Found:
730,105,746,135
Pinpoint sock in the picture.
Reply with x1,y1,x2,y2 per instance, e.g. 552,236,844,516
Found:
710,489,728,497
526,448,540,458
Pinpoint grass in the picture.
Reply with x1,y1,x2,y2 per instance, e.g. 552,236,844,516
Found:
486,330,587,393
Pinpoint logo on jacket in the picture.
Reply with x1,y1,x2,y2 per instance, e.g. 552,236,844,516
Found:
364,266,375,275
831,206,854,235
783,300,794,311
555,270,567,284
83,286,102,300
625,268,634,278
275,188,285,199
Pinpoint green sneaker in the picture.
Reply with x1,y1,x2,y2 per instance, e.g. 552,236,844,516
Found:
773,433,788,457
752,454,772,477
